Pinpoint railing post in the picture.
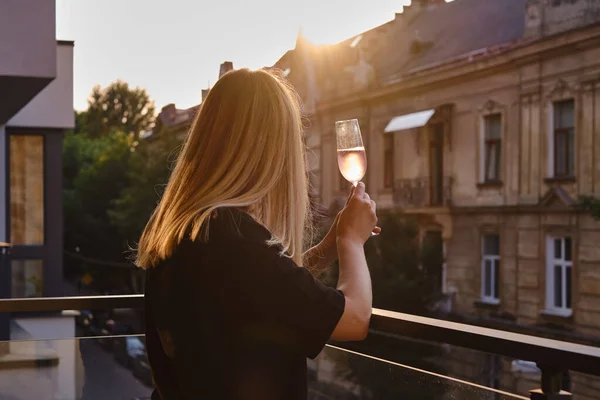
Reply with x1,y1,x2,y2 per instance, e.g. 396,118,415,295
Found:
530,365,572,400
0,242,11,343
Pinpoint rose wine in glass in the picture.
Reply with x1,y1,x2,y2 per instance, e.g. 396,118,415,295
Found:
335,119,366,186
335,119,377,235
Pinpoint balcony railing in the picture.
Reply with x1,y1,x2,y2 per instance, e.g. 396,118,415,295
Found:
0,295,598,399
393,176,453,208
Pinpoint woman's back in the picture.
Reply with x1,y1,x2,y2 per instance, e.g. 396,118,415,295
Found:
145,208,345,399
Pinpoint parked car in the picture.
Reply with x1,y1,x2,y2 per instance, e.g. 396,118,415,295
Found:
132,351,153,387
114,336,145,368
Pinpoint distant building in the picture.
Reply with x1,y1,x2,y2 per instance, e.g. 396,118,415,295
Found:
274,0,600,397
144,61,234,142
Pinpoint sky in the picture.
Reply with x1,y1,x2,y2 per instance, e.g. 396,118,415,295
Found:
56,0,411,111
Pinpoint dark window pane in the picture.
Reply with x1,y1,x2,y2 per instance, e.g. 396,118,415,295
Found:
554,265,563,308
384,135,394,188
493,260,500,299
485,142,498,181
564,237,572,261
554,239,562,259
555,99,574,129
432,123,444,143
483,235,500,255
555,132,567,176
566,266,572,309
495,143,502,181
568,129,574,176
384,134,393,151
485,114,502,140
484,260,492,297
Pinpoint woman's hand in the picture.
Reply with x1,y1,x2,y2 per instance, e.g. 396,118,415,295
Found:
337,182,378,247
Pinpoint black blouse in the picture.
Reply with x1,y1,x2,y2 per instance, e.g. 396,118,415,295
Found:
145,208,345,399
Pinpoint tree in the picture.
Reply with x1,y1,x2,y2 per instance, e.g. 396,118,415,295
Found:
63,130,135,291
109,131,182,249
318,209,444,314
578,195,600,220
365,211,445,314
80,80,156,139
316,210,450,399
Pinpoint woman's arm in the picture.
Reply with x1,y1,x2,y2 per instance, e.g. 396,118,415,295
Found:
303,218,338,277
329,182,376,341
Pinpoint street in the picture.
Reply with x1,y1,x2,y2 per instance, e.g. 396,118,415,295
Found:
79,338,152,400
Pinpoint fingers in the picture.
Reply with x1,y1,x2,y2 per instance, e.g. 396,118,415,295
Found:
353,181,365,198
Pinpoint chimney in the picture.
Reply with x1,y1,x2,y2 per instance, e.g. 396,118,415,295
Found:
201,89,210,102
402,0,445,17
161,103,177,120
219,61,234,78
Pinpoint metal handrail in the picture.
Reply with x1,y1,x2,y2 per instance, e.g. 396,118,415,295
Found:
0,294,144,313
0,296,598,382
370,308,600,377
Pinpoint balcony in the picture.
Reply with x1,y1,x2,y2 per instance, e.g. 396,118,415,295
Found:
393,177,453,209
0,295,598,399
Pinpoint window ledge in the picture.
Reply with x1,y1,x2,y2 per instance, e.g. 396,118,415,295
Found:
474,299,501,309
540,309,573,319
544,176,576,184
477,181,503,189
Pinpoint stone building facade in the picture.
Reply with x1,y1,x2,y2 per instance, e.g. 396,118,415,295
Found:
274,0,600,397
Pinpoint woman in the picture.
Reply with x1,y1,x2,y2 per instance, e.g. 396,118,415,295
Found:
137,68,378,399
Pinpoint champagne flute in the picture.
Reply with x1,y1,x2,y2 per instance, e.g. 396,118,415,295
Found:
335,119,378,235
335,119,367,187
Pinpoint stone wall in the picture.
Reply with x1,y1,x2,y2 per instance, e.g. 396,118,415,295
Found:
447,211,600,339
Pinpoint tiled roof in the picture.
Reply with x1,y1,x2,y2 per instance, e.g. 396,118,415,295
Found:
275,0,529,101
375,0,527,81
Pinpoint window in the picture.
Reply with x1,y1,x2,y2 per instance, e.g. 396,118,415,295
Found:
481,234,500,303
10,135,44,245
546,236,572,314
553,100,574,177
384,133,394,189
429,124,444,206
483,114,502,182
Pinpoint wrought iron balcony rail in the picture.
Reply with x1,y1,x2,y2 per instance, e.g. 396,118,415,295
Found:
0,295,598,398
393,176,453,208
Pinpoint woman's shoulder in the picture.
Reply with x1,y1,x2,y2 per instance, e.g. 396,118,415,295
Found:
208,207,272,245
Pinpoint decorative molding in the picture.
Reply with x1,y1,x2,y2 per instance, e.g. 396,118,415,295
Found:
539,186,576,208
481,99,501,113
547,78,578,100
581,81,596,93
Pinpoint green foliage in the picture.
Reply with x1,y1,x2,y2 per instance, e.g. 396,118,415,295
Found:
64,81,163,293
108,133,181,246
319,209,444,315
578,195,600,220
63,130,133,264
365,210,444,314
79,80,156,139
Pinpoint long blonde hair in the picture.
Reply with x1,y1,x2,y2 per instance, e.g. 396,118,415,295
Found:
136,68,310,268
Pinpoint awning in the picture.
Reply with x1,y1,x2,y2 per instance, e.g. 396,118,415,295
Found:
384,109,435,133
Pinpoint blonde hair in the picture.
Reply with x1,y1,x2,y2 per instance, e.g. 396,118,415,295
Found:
136,68,310,268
